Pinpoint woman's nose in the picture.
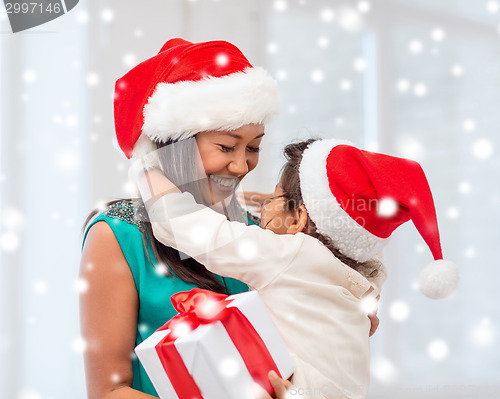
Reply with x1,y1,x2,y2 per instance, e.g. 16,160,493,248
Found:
228,153,249,176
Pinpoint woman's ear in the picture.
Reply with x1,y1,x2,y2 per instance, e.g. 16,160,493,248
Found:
286,204,309,234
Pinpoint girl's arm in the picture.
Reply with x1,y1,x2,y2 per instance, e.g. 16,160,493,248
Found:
80,221,158,399
137,169,305,291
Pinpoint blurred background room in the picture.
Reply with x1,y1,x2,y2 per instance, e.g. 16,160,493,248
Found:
0,0,499,398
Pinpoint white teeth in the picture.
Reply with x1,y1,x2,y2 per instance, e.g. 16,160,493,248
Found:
210,175,236,187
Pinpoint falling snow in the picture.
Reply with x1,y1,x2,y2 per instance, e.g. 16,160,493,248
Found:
409,40,423,54
486,1,499,13
463,119,476,132
458,181,471,194
101,8,115,23
427,339,449,361
311,69,325,83
377,198,398,217
218,357,241,378
0,231,19,252
389,301,410,322
320,9,335,23
357,1,371,13
371,357,398,384
472,139,494,160
431,27,446,42
472,318,495,346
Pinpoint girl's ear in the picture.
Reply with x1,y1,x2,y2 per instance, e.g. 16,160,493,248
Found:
286,204,309,234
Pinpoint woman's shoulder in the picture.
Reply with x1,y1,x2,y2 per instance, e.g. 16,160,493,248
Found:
82,199,149,250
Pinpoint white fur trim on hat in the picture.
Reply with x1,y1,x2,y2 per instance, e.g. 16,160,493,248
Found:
299,139,387,263
142,66,280,143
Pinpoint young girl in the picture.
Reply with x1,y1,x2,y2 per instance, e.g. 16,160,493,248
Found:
136,138,458,398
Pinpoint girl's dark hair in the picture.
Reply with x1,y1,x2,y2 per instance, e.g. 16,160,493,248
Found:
279,139,380,279
82,137,246,294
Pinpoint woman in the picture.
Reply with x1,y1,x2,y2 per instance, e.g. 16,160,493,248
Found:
80,38,287,398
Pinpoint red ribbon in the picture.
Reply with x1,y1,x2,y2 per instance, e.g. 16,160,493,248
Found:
154,288,282,398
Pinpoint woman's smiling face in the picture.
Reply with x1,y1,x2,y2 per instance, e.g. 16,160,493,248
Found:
195,124,265,204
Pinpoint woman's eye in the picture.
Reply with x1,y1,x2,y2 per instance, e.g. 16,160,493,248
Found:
218,145,235,152
247,146,260,153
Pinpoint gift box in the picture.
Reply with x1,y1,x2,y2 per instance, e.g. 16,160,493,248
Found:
135,288,294,399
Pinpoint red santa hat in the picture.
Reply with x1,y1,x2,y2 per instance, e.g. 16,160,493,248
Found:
299,139,459,299
114,38,280,162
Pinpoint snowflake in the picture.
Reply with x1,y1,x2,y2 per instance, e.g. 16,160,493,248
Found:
273,0,287,12
101,8,115,23
338,7,363,31
377,198,397,217
389,300,410,322
2,206,24,230
397,79,411,92
463,119,476,132
409,40,423,54
472,138,494,160
446,207,460,220
413,83,428,97
236,239,258,261
76,10,89,24
353,58,366,71
216,52,229,67
427,339,449,361
0,232,20,252
57,149,80,171
267,42,278,54
317,36,329,48
464,247,475,258
65,114,78,128
451,64,464,77
357,1,371,13
72,337,87,353
340,79,352,91
320,8,335,22
431,27,446,42
123,53,137,67
34,280,48,295
310,69,325,83
218,356,241,378
486,1,499,14
472,318,495,346
458,181,471,194
276,69,288,81
74,278,89,294
86,72,100,87
371,357,398,384
24,70,37,84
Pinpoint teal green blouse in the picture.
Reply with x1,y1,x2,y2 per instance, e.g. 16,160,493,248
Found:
82,200,249,396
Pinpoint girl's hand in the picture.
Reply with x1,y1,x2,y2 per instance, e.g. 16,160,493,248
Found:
368,313,380,337
368,294,381,337
253,370,292,399
236,191,274,213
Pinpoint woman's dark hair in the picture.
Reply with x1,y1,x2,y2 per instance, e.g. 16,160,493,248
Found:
82,137,246,294
279,139,380,279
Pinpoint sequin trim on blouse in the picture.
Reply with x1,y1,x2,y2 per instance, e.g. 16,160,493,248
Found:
103,200,149,232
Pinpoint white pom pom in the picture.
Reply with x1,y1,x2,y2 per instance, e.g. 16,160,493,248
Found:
417,259,459,299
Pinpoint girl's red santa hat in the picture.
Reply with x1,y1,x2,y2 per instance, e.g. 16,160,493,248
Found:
114,38,280,164
299,139,459,299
